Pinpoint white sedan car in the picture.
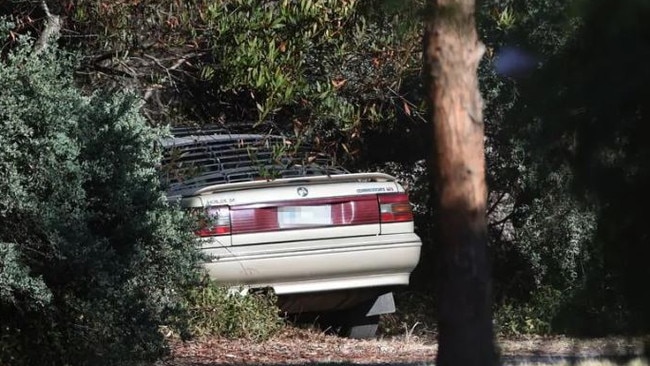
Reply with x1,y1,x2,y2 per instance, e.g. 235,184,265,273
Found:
162,128,421,338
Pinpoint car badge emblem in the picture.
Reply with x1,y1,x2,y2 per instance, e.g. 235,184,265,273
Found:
297,187,309,197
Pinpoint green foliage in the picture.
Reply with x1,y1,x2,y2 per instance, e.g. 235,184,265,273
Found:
512,0,650,333
494,286,564,336
185,281,283,341
503,160,597,293
470,0,605,336
0,32,202,365
1,0,424,161
480,0,650,336
184,0,424,158
0,243,51,309
201,0,374,126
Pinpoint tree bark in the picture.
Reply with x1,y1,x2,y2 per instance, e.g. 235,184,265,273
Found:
423,1,497,365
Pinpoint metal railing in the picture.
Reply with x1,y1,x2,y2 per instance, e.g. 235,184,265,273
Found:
161,127,348,194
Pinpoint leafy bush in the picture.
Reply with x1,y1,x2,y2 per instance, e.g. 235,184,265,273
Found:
3,0,424,164
185,280,283,341
0,25,202,365
494,286,564,336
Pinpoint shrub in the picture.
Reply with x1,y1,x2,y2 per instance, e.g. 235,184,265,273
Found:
494,286,564,336
0,24,202,365
185,280,284,341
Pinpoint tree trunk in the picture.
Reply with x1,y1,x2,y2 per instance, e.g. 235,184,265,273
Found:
423,1,497,365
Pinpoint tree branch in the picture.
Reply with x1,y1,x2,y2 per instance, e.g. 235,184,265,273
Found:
33,0,61,55
487,191,507,216
489,211,514,227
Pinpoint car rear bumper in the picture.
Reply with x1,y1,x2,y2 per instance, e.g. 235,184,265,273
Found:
202,232,421,295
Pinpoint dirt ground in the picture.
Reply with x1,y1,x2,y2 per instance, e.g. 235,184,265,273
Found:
159,328,648,365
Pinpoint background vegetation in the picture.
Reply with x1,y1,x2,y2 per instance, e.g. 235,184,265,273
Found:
1,0,649,363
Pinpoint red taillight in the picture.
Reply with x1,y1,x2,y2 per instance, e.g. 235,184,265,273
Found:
192,194,412,236
378,193,413,223
331,196,379,226
195,206,231,237
229,196,379,234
